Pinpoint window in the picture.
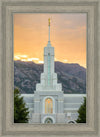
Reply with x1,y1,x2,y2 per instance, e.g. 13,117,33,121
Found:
47,53,51,86
45,118,53,123
45,98,53,114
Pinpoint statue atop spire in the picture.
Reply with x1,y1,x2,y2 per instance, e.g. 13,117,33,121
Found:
48,18,50,26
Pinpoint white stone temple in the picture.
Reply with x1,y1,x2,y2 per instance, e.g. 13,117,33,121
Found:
21,19,86,124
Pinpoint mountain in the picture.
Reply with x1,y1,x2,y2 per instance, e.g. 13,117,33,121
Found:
14,61,86,94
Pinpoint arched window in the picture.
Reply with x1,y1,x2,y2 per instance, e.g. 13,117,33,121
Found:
68,121,76,124
45,98,53,114
45,118,53,124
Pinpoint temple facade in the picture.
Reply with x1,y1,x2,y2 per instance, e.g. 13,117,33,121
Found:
32,18,65,123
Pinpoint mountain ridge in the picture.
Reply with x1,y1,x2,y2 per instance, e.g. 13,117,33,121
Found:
14,61,86,94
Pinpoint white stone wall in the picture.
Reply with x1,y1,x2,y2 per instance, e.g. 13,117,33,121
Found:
21,94,86,124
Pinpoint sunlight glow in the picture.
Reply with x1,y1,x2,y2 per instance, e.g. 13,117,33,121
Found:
63,59,68,63
14,14,86,67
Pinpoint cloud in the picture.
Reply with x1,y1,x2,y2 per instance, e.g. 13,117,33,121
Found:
14,55,39,61
14,56,20,60
27,58,39,61
63,59,68,63
38,61,44,64
14,55,28,58
21,59,27,61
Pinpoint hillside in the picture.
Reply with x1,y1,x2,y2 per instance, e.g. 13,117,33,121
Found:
14,61,86,94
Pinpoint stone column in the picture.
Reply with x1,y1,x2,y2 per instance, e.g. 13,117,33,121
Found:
34,99,40,113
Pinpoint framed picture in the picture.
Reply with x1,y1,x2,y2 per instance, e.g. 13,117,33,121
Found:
0,0,99,137
14,13,87,124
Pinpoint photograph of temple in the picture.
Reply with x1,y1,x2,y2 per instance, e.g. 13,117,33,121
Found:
14,14,86,124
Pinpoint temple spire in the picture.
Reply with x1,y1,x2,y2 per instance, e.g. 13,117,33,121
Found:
48,18,50,42
47,18,51,47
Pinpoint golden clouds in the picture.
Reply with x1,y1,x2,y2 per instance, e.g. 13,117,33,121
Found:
14,54,43,64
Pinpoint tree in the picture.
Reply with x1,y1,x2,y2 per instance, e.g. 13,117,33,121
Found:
76,97,86,123
14,88,29,123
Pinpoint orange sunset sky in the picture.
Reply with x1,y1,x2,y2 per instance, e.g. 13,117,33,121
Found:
14,13,86,68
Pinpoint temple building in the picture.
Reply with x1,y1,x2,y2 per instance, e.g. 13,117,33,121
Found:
21,19,86,124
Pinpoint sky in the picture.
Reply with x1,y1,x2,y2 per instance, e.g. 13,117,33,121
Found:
14,13,86,68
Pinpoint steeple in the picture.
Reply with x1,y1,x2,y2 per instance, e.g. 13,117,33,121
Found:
47,18,51,47
36,18,62,92
48,18,50,41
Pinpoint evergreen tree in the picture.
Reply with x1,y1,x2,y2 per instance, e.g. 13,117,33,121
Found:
76,97,86,123
14,88,29,123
